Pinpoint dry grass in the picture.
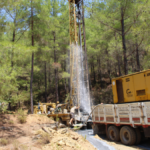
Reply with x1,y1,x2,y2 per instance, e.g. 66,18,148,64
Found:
8,120,14,124
0,138,8,146
19,145,28,150
26,114,55,124
12,140,20,150
17,109,27,124
12,140,28,150
37,132,52,145
49,117,54,120
82,135,87,142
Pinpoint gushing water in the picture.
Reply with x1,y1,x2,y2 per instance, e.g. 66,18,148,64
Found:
70,44,91,114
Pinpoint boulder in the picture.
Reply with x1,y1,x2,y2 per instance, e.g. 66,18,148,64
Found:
35,129,45,135
48,128,56,134
57,140,65,146
58,128,68,134
51,125,57,131
58,123,66,128
72,136,79,140
42,127,52,134
65,141,76,148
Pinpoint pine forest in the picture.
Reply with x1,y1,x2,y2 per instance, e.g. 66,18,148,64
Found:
0,0,149,111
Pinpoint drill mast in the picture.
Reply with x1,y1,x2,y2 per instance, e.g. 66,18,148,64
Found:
68,0,90,110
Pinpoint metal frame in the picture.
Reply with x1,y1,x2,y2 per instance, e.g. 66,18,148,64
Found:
68,0,90,111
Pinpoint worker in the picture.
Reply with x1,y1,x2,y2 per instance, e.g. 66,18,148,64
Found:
69,105,79,126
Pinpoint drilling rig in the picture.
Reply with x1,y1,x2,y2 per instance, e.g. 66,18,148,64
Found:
34,0,91,126
68,0,91,125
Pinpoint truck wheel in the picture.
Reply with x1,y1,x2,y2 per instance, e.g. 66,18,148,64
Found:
135,128,141,145
120,126,136,145
108,126,120,142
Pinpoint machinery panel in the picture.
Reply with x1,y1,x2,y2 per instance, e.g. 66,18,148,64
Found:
122,76,135,103
145,71,150,100
133,72,147,101
112,69,150,103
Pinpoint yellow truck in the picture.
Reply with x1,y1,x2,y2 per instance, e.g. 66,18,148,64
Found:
92,69,150,146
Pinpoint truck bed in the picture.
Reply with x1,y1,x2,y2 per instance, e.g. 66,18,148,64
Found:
92,102,150,127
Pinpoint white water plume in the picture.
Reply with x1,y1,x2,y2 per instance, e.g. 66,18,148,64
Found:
69,44,91,114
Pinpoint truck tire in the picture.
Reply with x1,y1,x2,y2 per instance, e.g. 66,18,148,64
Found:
108,126,120,142
120,126,136,145
135,128,141,145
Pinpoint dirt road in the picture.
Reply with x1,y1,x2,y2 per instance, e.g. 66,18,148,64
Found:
77,129,150,150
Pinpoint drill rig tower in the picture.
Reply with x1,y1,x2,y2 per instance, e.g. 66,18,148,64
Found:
68,0,91,121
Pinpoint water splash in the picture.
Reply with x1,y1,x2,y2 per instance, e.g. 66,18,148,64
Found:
70,44,91,114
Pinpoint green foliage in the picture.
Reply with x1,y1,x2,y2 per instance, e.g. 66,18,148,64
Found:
0,0,149,108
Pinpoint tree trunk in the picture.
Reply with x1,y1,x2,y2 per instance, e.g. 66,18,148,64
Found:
45,62,47,103
11,28,16,68
105,48,111,84
8,102,11,111
121,8,128,75
97,57,102,82
136,42,140,72
64,60,67,94
30,0,34,114
48,65,51,93
92,61,96,84
53,32,59,104
117,54,121,76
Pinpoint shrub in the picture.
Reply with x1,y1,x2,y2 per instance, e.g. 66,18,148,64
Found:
37,132,51,145
8,120,14,124
0,138,8,146
17,109,27,124
12,140,20,150
49,117,54,121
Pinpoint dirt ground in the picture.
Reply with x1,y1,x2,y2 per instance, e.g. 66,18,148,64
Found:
0,114,96,150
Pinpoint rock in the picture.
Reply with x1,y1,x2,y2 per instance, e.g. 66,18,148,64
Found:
51,125,57,131
65,141,76,148
0,126,13,131
42,127,52,134
58,128,68,134
48,128,56,134
58,123,66,128
32,134,42,140
35,129,45,135
58,140,65,146
72,136,79,140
